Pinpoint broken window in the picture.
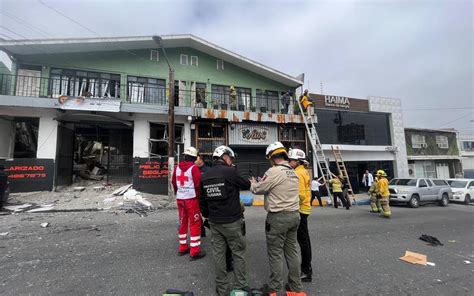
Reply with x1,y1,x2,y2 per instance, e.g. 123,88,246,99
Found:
149,123,184,158
128,76,166,104
196,122,227,155
13,117,39,158
49,68,121,99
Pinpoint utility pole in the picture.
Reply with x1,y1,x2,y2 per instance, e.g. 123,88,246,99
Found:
153,35,175,201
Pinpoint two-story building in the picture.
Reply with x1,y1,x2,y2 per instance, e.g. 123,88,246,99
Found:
404,128,463,179
0,34,410,194
459,134,474,178
0,35,305,193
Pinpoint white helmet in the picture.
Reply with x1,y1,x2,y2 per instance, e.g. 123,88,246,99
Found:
183,147,198,158
213,145,235,158
266,142,287,159
288,148,306,161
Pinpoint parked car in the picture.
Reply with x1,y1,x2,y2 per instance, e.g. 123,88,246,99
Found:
446,179,474,204
389,178,452,208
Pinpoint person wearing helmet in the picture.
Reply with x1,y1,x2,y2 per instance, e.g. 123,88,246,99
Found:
369,176,382,213
250,142,304,294
288,148,313,282
299,89,313,117
376,170,391,218
171,146,206,261
329,173,350,210
199,145,251,296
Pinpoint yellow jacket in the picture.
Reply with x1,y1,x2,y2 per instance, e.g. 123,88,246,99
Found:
368,180,379,197
295,165,311,214
329,179,343,193
377,177,390,198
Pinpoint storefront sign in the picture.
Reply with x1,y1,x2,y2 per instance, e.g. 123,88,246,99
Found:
229,123,278,146
58,96,121,112
0,158,54,192
311,94,369,112
132,158,168,194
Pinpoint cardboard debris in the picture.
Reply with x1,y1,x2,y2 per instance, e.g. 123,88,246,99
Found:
399,251,427,266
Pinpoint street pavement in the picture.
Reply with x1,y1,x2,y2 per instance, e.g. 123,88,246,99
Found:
0,202,473,295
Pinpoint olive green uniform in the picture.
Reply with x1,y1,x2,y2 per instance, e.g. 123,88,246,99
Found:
251,162,303,293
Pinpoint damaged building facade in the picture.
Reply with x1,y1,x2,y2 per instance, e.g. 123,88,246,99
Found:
0,35,408,194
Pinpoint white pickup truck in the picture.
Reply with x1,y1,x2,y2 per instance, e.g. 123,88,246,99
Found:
388,178,452,208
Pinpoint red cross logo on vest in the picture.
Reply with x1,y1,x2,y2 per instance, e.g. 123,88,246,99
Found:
177,171,189,186
175,166,196,199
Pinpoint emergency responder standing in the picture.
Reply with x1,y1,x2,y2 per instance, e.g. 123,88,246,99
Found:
376,170,391,218
329,173,350,210
299,89,313,117
171,147,206,260
288,149,313,282
250,142,304,294
200,146,251,296
369,176,382,213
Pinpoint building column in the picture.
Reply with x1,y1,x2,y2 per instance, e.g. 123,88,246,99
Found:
0,118,15,158
133,118,150,158
37,113,58,159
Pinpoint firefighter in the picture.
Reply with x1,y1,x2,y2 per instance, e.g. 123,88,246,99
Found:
250,142,304,295
171,147,206,260
299,89,313,117
288,148,313,282
200,146,251,296
369,176,382,213
230,85,237,110
376,170,391,218
329,173,350,210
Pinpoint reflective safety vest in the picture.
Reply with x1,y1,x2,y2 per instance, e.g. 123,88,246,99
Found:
176,165,197,199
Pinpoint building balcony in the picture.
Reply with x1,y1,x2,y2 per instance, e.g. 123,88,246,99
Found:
0,73,306,123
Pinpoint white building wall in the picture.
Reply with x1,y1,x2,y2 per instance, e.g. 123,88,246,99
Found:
0,118,15,159
368,96,409,178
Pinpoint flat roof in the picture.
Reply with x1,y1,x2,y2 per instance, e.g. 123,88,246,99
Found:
0,34,303,87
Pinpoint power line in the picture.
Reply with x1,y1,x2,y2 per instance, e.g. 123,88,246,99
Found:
37,0,147,61
0,10,51,38
438,112,473,128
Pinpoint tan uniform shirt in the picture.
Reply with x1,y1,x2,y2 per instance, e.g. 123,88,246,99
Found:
251,162,299,213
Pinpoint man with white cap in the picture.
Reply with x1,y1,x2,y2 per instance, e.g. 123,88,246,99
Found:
171,146,206,260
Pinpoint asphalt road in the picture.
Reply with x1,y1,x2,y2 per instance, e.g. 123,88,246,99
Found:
0,203,473,296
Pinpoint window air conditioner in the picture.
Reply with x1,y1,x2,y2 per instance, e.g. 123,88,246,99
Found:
420,143,427,148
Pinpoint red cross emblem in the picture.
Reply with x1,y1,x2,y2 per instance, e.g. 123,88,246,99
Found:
177,170,189,186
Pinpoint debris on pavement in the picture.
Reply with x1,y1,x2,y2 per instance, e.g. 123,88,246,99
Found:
0,232,9,236
3,203,33,212
112,184,133,196
27,204,54,213
426,262,436,267
40,222,50,228
463,260,471,265
73,187,86,192
399,251,428,266
419,234,443,246
448,240,457,243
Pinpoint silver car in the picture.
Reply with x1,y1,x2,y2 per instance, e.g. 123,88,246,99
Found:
389,178,452,208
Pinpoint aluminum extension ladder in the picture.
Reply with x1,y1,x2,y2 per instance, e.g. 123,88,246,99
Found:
296,97,333,200
332,145,356,204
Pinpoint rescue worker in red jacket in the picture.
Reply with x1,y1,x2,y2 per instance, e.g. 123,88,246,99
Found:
172,147,206,260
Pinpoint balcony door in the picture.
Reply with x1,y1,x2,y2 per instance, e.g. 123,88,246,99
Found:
16,69,41,97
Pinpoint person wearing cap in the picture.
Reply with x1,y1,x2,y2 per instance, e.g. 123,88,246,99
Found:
171,146,206,260
288,148,313,282
199,146,251,296
376,170,391,218
250,142,304,294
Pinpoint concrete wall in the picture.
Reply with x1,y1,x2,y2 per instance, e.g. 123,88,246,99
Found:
0,107,58,160
0,118,15,158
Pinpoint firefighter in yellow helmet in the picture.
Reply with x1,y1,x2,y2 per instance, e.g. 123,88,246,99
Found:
368,176,382,213
376,170,391,218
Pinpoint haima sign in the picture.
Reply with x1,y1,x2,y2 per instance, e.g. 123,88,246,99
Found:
324,96,350,109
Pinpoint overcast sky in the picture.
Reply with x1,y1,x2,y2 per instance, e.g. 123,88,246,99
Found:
0,0,472,134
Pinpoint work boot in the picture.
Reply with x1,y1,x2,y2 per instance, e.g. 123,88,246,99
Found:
190,250,206,261
177,249,189,256
380,215,391,219
301,272,312,282
258,284,277,296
